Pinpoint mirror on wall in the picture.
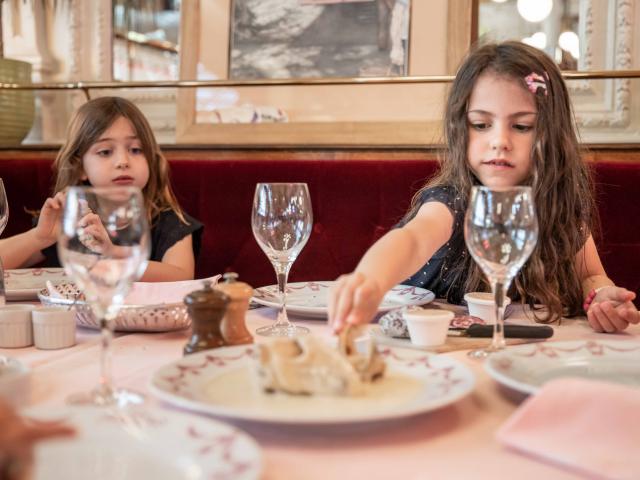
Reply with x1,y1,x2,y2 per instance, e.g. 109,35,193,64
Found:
477,0,579,70
112,0,181,81
228,0,411,79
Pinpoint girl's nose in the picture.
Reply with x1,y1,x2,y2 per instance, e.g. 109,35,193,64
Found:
115,150,130,168
490,125,512,152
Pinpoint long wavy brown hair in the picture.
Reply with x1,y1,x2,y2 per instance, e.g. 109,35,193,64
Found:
404,41,595,322
53,96,186,224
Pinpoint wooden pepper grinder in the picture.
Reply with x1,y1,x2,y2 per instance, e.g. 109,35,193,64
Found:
183,280,230,355
216,272,254,345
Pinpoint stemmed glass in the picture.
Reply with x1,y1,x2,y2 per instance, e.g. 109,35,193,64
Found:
58,186,150,406
0,179,9,304
0,179,8,236
464,186,538,359
251,183,313,337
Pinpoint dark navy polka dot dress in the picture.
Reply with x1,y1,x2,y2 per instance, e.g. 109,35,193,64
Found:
398,186,469,305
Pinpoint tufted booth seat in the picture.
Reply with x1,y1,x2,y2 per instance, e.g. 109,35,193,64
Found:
0,156,638,303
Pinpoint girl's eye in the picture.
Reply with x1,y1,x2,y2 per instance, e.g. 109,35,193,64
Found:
513,124,533,132
96,149,112,157
470,122,489,131
130,147,143,155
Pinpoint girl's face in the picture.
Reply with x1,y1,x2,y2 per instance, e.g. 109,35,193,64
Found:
466,71,537,189
81,116,150,190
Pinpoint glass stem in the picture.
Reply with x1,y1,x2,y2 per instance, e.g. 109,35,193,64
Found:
98,316,115,398
490,281,507,351
273,261,292,328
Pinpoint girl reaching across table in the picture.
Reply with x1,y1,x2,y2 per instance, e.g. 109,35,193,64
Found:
328,41,638,334
0,96,203,281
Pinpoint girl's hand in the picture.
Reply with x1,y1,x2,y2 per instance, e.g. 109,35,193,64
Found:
34,192,66,247
587,287,639,333
328,272,385,333
78,212,114,255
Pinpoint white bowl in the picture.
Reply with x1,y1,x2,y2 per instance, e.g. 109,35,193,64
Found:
0,356,30,406
403,308,454,347
464,292,512,325
0,304,36,348
32,307,76,350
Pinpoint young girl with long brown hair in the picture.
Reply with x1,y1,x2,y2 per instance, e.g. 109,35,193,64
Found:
0,96,202,281
329,41,638,334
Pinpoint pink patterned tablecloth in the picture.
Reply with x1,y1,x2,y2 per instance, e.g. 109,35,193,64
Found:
1,304,638,480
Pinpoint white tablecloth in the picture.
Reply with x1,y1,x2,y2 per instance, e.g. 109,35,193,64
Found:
2,305,638,480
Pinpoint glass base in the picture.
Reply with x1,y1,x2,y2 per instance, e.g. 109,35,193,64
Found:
255,324,310,337
66,386,145,407
467,343,505,360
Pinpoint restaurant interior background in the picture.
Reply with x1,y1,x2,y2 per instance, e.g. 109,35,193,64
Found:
0,0,638,155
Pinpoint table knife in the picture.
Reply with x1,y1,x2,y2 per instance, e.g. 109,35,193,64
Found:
448,324,554,338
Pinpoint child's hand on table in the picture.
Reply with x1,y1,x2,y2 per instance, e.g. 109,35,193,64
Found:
587,286,639,333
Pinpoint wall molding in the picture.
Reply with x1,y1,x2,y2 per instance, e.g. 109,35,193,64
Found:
572,0,634,129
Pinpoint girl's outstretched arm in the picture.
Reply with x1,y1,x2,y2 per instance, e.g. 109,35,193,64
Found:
577,235,639,332
328,202,454,332
0,192,66,269
139,234,195,282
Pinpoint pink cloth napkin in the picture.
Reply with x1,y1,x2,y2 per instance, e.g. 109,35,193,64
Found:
123,275,221,305
497,378,640,480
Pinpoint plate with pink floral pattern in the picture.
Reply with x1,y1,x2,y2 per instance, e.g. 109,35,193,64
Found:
252,281,435,318
5,268,67,300
25,405,262,480
150,344,475,425
485,340,640,395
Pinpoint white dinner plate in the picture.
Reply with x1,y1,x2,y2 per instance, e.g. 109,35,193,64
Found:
4,268,67,301
252,281,435,318
485,340,640,395
25,405,262,480
150,344,475,425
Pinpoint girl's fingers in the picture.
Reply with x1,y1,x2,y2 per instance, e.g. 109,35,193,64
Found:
80,213,101,227
42,198,58,211
346,281,379,326
20,423,75,444
600,286,635,304
53,191,66,206
589,303,617,333
586,308,604,333
328,275,347,328
619,303,640,325
601,302,629,331
332,274,364,332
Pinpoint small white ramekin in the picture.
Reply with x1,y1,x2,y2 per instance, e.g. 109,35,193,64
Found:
403,308,454,347
464,292,512,324
0,304,36,348
32,307,76,350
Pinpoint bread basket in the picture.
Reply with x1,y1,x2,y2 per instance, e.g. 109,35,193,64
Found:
38,283,190,332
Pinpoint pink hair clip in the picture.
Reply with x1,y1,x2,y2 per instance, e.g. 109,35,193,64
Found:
524,72,548,96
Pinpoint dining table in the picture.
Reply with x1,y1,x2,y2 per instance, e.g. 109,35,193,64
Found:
2,302,639,480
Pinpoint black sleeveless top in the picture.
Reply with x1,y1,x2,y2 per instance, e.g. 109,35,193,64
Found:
398,185,469,304
41,210,204,267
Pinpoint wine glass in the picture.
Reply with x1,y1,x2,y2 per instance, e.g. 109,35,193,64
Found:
464,186,538,359
58,186,150,406
0,178,9,304
0,178,8,236
251,183,313,337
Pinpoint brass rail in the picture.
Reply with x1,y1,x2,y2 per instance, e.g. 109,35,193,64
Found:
1,70,639,101
1,70,639,91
